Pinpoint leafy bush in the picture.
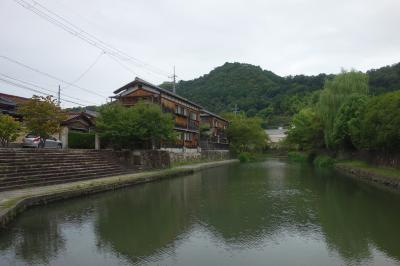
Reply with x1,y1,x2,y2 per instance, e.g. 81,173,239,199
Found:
0,114,20,147
287,152,308,163
97,101,175,149
360,91,400,152
313,155,335,168
286,108,324,150
68,131,95,149
238,152,251,163
224,113,268,154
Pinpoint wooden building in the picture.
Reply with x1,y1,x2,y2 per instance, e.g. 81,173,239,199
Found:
200,110,229,149
0,93,29,119
113,77,202,149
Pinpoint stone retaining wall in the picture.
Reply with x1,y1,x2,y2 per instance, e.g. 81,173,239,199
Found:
109,150,170,170
335,164,400,190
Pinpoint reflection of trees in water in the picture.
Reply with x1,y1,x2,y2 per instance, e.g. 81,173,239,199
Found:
94,173,203,263
0,216,65,264
300,168,400,264
199,161,400,264
0,199,95,264
198,162,320,247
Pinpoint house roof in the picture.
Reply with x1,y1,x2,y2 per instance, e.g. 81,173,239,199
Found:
200,109,229,122
0,93,30,105
61,112,95,127
113,77,203,109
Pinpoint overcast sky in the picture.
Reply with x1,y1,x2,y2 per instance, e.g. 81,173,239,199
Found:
1,0,399,107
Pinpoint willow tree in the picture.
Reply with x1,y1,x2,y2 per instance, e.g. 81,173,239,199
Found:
318,70,369,149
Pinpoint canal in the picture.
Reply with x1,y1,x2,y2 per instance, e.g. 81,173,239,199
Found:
0,159,399,266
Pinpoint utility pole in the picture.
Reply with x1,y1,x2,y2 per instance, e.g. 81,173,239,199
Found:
233,104,239,117
57,85,61,106
170,66,177,94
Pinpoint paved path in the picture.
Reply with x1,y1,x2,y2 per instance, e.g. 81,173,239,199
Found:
0,159,238,227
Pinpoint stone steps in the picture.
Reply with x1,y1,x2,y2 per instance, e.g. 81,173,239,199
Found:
0,164,122,178
0,170,127,191
0,149,130,191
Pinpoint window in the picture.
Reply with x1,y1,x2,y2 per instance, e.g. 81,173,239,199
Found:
184,132,192,141
175,105,187,116
190,112,197,120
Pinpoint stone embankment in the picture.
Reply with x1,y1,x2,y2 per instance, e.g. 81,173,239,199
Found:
335,163,400,190
0,159,238,229
0,149,129,191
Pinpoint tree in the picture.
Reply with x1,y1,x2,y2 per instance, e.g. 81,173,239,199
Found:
286,108,324,151
360,91,400,152
332,96,367,150
97,101,176,149
225,113,268,154
0,114,20,147
318,70,369,149
18,96,66,147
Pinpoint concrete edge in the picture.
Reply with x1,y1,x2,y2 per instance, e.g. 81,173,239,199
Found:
0,159,238,229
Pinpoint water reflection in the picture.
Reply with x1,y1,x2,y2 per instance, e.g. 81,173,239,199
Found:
0,159,399,265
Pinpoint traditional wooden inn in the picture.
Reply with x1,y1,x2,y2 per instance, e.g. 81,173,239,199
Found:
200,110,229,150
112,77,202,149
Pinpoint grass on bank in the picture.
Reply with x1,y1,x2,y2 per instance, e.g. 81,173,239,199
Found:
337,160,400,178
287,151,335,168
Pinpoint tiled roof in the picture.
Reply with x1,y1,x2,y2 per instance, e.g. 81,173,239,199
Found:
113,77,203,109
0,93,30,105
200,109,229,122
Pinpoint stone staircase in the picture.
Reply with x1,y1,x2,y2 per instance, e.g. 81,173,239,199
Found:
0,149,130,191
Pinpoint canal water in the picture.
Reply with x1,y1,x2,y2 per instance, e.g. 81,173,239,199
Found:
0,159,400,266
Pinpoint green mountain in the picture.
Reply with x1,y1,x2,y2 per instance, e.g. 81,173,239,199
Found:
160,62,400,127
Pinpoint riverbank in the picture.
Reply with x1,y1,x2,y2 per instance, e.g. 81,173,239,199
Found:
0,159,238,229
335,160,400,190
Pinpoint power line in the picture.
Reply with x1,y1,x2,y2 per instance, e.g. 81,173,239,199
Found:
106,53,138,76
0,55,107,98
63,51,105,89
13,0,171,79
0,73,97,105
0,77,85,106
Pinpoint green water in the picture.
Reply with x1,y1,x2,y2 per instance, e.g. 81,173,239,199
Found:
0,159,400,266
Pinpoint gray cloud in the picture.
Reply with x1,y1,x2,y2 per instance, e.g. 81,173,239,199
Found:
1,0,399,107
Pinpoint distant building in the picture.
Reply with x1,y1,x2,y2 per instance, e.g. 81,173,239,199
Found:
112,77,202,149
200,110,229,150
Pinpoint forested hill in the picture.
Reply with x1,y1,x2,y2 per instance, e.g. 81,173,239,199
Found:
165,61,400,127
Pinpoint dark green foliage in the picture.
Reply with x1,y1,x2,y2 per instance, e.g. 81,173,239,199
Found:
332,96,367,150
224,113,268,154
286,108,324,150
97,101,176,149
368,63,400,95
318,71,369,149
171,62,329,127
68,131,95,149
360,91,400,152
287,151,308,163
313,155,335,168
158,62,400,128
238,152,251,163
